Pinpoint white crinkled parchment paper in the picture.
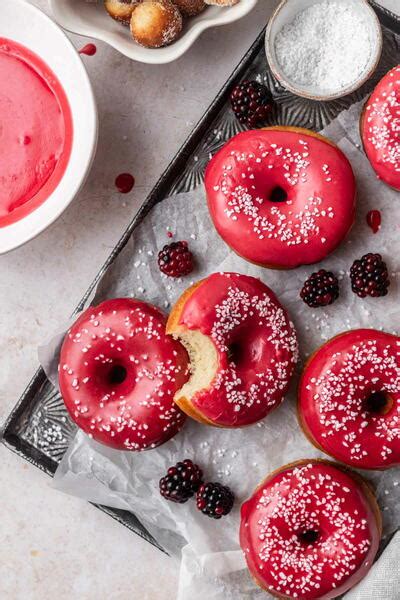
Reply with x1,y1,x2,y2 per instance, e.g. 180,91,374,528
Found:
40,101,400,599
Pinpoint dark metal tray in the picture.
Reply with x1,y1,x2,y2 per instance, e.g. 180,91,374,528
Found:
2,1,400,552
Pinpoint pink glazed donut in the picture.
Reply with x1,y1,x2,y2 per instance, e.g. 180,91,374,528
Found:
298,329,400,469
240,460,381,600
361,65,400,190
205,127,356,269
167,272,298,428
59,298,189,451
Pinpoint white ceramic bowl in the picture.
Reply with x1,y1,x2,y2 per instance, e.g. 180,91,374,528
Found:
266,0,382,101
0,0,97,254
49,0,258,64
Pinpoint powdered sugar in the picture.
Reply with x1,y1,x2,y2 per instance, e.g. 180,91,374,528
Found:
274,1,374,94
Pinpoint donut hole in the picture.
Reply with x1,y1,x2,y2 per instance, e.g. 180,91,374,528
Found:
364,390,393,416
228,327,264,370
107,364,128,386
298,529,320,545
228,341,245,365
269,186,288,203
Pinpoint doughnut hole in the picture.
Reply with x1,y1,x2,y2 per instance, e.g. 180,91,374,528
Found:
269,185,288,203
363,390,393,416
228,325,270,374
172,0,206,17
172,329,217,403
107,364,128,385
298,529,320,546
130,0,183,48
105,0,137,24
94,358,132,393
251,170,291,208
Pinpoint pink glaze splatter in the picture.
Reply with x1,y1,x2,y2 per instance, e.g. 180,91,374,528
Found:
115,173,135,194
79,43,97,56
366,209,382,234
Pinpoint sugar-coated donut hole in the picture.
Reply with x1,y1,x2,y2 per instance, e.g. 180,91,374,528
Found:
105,0,136,24
269,185,288,203
130,0,183,49
172,0,206,17
298,529,320,545
364,390,393,416
107,364,128,385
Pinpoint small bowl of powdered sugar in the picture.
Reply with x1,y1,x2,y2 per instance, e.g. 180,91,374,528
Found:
266,0,382,101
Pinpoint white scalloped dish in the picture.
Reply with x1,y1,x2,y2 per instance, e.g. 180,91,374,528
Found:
49,0,258,64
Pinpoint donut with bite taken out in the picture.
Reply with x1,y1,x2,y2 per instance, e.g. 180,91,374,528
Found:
166,272,298,428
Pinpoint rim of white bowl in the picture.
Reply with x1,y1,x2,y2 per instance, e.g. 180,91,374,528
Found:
265,0,383,101
0,0,98,254
49,0,259,65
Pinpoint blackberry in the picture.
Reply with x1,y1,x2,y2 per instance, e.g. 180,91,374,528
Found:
159,459,203,503
350,253,390,298
196,482,234,519
158,240,194,278
230,80,274,128
300,269,339,308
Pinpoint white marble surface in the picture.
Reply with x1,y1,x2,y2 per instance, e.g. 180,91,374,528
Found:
0,1,398,598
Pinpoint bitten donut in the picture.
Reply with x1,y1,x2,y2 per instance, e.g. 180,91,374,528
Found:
240,460,381,600
298,329,400,470
205,127,356,269
166,272,298,428
361,65,400,190
59,298,189,451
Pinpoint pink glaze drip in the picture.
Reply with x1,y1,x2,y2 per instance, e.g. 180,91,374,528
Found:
177,272,298,427
0,38,72,227
78,43,97,56
115,173,135,193
59,298,189,451
366,209,381,234
299,329,400,469
240,461,380,599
